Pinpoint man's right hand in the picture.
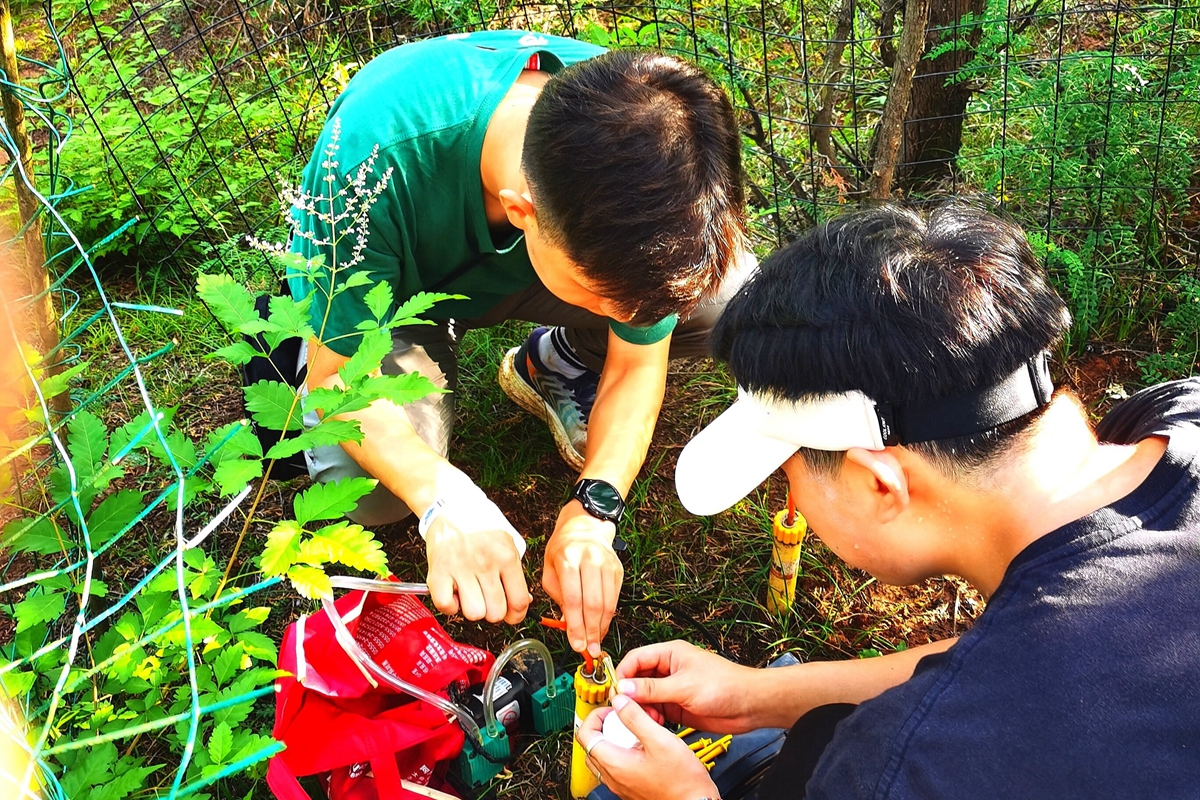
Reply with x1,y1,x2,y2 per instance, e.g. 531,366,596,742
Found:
424,511,532,625
615,640,765,734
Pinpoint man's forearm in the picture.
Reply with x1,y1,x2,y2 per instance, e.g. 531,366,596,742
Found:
308,338,458,515
580,335,670,493
334,394,458,515
746,638,958,729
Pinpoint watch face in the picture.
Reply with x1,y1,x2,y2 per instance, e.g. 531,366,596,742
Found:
582,481,623,518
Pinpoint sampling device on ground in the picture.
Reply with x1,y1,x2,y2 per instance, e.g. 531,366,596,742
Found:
767,493,807,613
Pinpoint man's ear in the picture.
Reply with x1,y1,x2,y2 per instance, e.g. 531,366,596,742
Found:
844,448,910,522
499,188,536,232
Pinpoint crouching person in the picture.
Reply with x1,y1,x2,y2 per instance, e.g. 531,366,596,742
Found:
576,201,1200,800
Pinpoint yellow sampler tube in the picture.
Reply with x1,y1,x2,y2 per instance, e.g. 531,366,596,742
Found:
766,494,807,613
570,656,613,798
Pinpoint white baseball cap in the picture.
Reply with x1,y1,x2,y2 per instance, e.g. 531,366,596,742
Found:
675,387,888,516
675,352,1054,516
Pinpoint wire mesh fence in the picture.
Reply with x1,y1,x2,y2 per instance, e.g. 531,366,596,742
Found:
1,0,1198,797
2,4,285,799
53,0,1200,359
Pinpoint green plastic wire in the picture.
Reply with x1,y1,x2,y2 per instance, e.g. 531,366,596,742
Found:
0,419,245,596
43,685,278,756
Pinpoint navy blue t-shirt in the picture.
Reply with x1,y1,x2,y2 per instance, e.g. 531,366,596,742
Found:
806,378,1200,799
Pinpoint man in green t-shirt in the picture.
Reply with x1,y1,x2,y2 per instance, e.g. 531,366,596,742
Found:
290,30,751,656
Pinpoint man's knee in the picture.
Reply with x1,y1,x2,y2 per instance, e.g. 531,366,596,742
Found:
344,483,414,527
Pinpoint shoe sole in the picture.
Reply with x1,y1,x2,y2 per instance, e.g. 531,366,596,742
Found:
498,346,586,472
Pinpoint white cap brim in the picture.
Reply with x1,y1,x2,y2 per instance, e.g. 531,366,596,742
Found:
675,388,886,516
675,398,801,516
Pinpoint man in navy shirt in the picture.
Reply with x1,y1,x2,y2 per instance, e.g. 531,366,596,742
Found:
575,202,1200,799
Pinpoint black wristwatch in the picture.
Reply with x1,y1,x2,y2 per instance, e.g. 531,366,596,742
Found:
571,479,626,524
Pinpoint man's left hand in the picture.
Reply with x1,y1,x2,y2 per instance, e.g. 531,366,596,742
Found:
577,695,719,800
542,500,622,655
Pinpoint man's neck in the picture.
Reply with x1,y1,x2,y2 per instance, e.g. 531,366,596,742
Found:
933,395,1167,596
480,70,549,229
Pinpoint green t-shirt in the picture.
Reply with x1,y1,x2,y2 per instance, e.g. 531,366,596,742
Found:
288,30,678,356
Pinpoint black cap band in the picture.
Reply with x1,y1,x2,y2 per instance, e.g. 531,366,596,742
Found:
875,352,1054,446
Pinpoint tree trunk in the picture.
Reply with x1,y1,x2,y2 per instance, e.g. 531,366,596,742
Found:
897,0,987,191
869,0,930,199
0,0,64,410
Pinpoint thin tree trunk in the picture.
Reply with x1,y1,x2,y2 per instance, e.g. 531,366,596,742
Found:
898,0,988,189
869,0,931,199
811,0,857,190
0,0,64,409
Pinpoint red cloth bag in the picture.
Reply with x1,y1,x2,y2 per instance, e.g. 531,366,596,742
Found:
267,587,494,800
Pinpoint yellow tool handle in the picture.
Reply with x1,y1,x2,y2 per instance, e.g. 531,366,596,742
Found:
570,663,614,799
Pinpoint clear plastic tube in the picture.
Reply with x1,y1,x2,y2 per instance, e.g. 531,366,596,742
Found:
483,639,558,737
327,576,429,594
319,597,483,744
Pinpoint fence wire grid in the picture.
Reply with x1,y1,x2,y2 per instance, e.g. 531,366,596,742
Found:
0,0,1197,798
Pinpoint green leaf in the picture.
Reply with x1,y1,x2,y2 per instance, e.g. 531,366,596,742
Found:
278,251,319,280
213,644,244,687
185,549,219,597
293,477,377,527
362,280,394,322
236,631,278,662
337,328,392,386
207,341,261,366
230,731,282,764
388,291,461,327
85,489,144,548
268,294,315,342
205,421,263,466
67,410,109,483
226,607,270,633
110,407,177,460
260,520,302,577
264,419,363,460
212,458,263,497
2,517,69,555
208,721,234,765
14,590,66,633
72,579,108,598
287,564,333,600
91,762,160,800
197,273,261,334
0,664,35,698
361,372,443,407
60,740,118,795
147,429,198,471
302,386,372,419
334,271,373,293
166,475,210,512
36,360,90,400
299,521,388,575
244,380,303,432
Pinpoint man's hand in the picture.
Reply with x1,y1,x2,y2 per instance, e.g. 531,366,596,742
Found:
425,508,531,625
615,640,764,734
577,695,718,800
543,500,622,655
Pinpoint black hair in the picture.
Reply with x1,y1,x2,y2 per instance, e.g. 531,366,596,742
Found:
713,200,1072,478
523,50,745,323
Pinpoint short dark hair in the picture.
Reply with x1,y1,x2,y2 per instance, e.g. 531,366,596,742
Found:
523,50,745,323
712,201,1072,479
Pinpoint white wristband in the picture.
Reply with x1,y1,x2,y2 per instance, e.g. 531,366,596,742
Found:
416,475,526,559
418,498,448,539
